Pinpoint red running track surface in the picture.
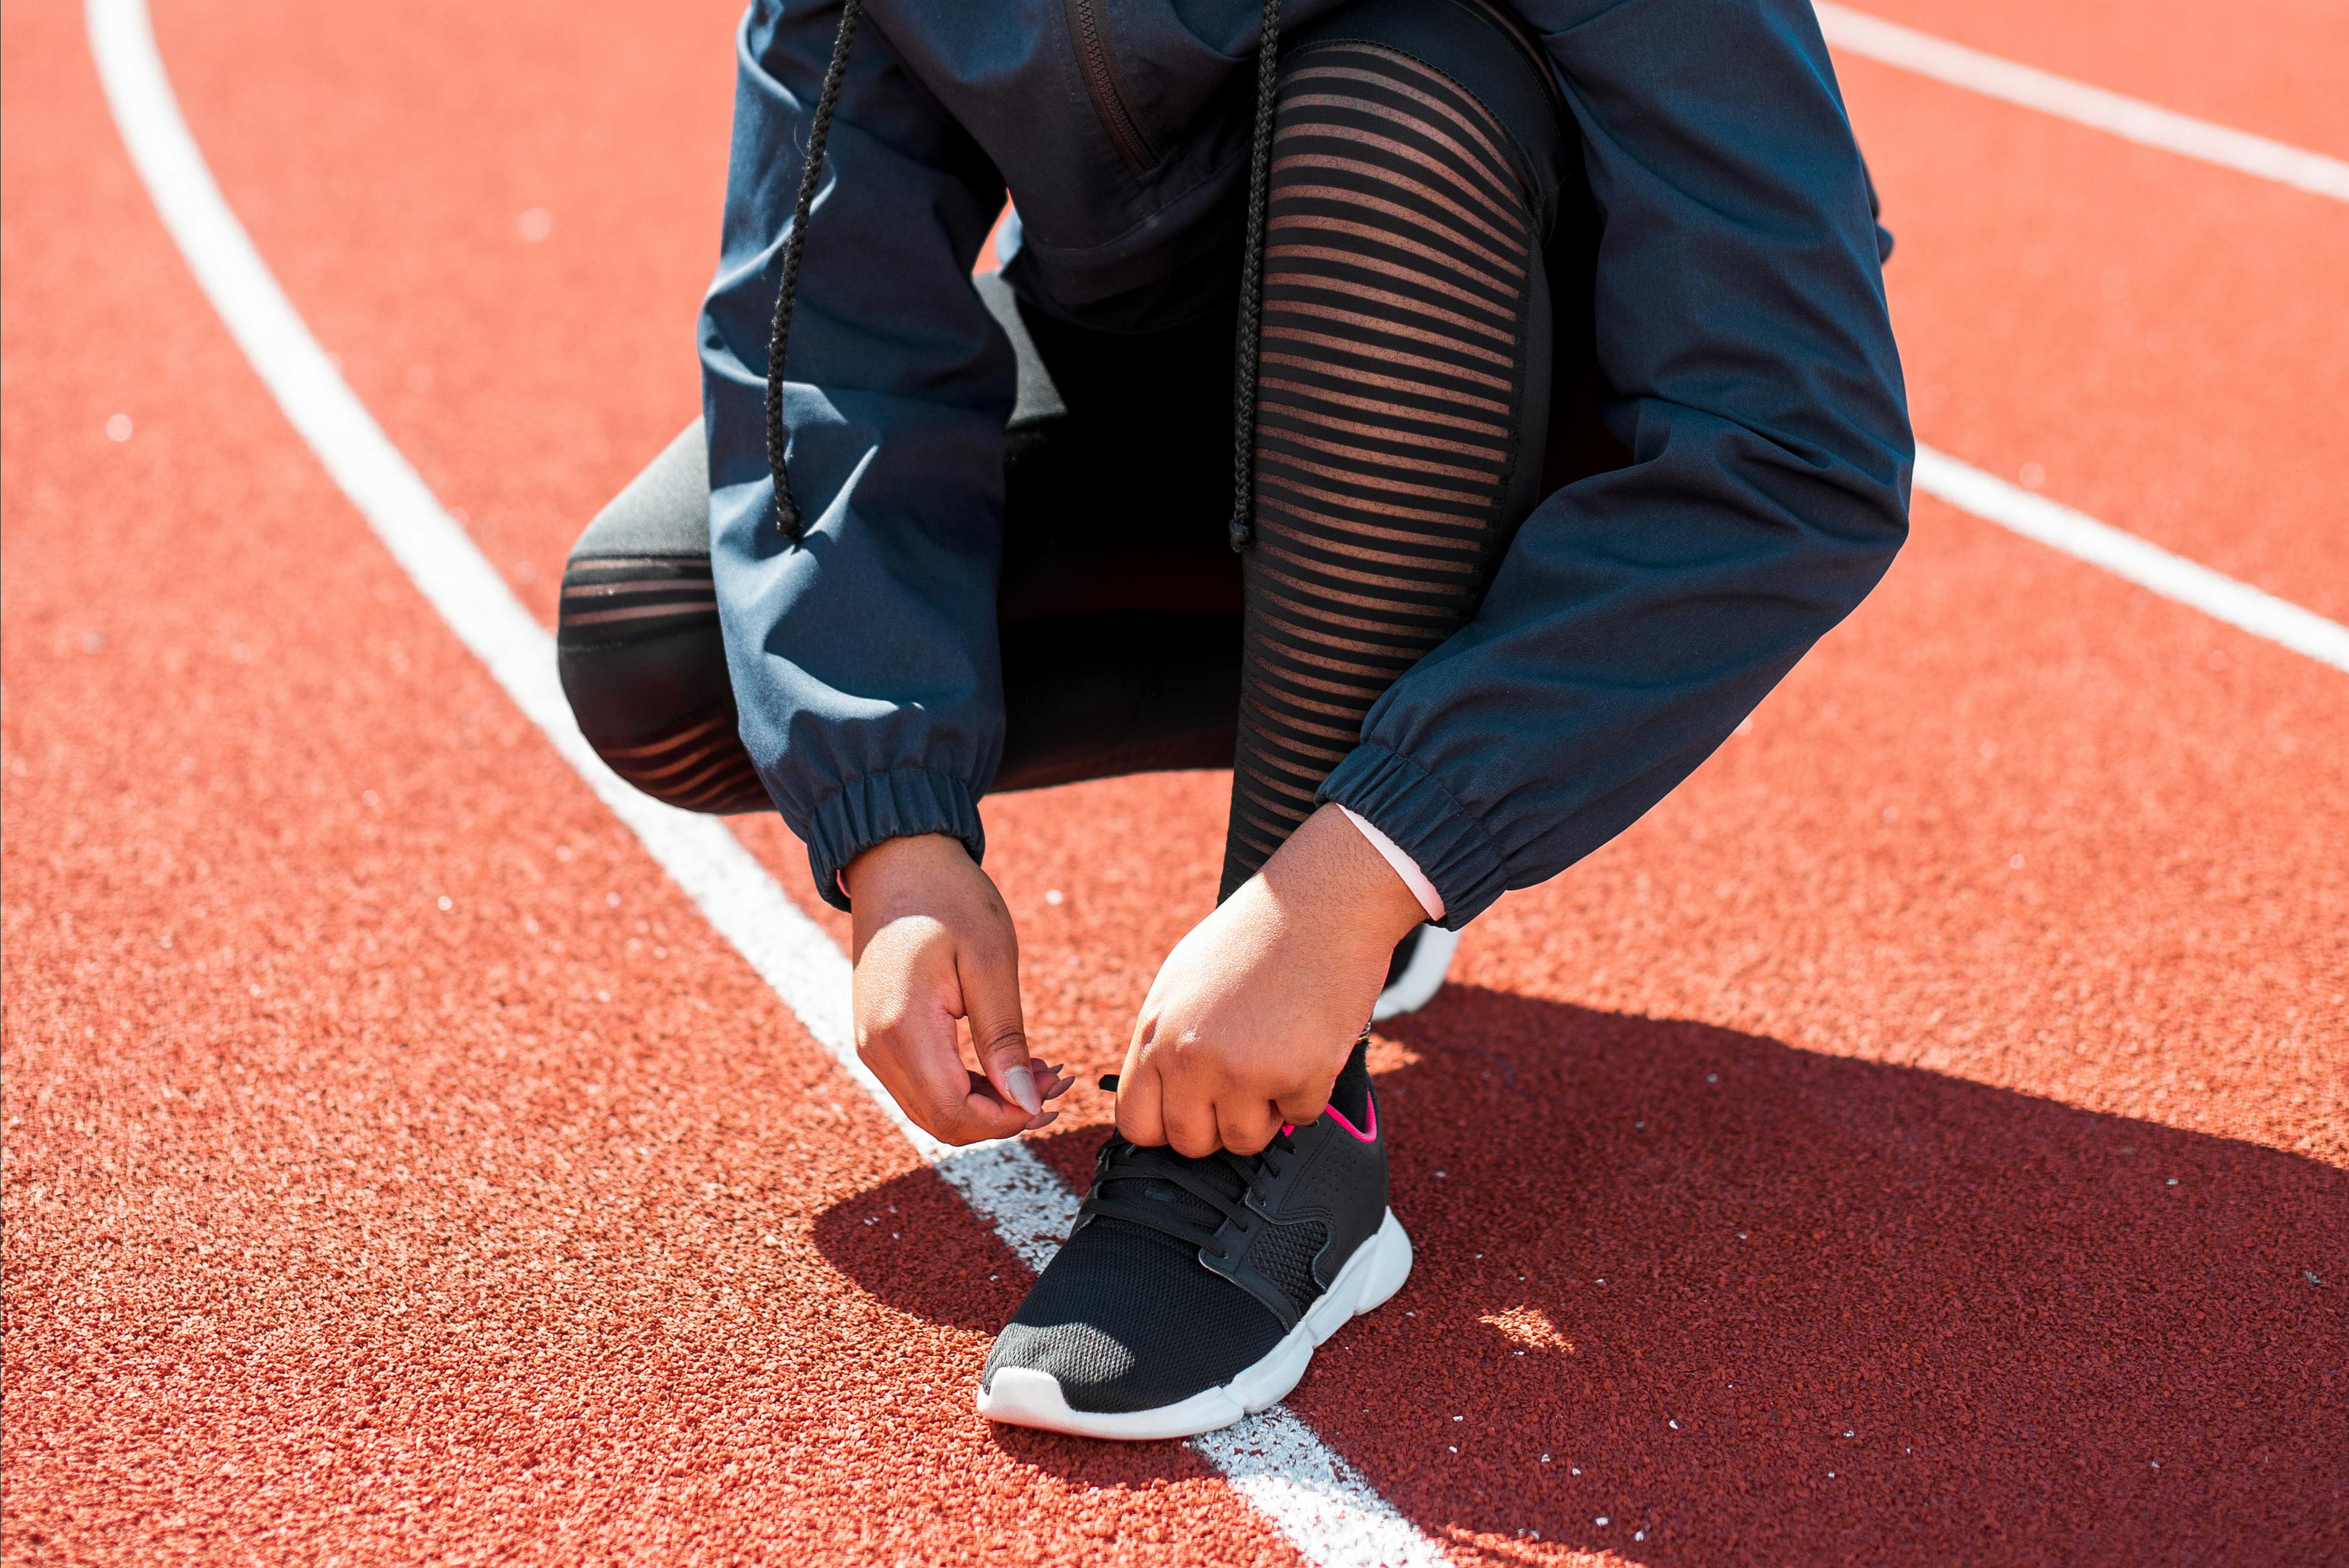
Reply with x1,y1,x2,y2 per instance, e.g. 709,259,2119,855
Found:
4,0,2344,1563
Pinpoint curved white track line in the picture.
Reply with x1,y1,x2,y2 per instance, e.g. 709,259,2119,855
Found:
79,0,2348,1549
1914,448,2349,674
83,1,1447,1563
1818,4,2349,205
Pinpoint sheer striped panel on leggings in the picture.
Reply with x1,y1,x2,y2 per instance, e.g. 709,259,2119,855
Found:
1221,41,1539,897
556,556,771,814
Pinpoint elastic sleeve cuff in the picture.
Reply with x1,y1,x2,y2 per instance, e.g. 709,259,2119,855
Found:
1337,806,1445,922
1319,744,1507,929
799,767,986,911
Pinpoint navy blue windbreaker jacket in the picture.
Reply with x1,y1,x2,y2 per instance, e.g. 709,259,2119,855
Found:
702,0,1912,925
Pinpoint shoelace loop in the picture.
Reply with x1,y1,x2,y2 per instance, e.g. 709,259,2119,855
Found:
1085,1130,1297,1261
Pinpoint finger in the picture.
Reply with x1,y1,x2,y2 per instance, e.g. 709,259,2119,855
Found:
861,1022,1030,1145
855,975,962,1138
982,1065,1066,1126
855,956,1031,1145
854,926,1001,1144
902,1039,1037,1144
957,938,1037,1115
1217,1097,1283,1157
1159,1083,1223,1159
1274,1085,1329,1128
1114,1056,1167,1147
914,1067,1036,1145
1030,1058,1075,1102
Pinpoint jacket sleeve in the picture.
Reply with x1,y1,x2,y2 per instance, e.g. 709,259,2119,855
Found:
1318,0,1914,929
703,1,1014,910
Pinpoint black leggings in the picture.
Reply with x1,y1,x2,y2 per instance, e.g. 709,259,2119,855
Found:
557,0,1609,900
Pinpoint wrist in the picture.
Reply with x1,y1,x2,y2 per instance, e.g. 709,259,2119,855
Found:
1261,805,1429,952
843,832,976,916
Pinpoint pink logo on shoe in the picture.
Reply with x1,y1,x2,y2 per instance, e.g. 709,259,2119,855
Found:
1323,1093,1377,1144
1280,1094,1377,1145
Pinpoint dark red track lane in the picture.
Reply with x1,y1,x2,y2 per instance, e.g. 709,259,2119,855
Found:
1832,54,2349,625
1849,0,2349,160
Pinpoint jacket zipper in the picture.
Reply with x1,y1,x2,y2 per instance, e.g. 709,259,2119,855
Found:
1064,0,1162,173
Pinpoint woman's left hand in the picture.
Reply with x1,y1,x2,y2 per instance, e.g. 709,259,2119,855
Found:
1115,804,1430,1156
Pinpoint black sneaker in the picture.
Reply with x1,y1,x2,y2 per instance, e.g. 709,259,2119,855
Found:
977,1038,1410,1440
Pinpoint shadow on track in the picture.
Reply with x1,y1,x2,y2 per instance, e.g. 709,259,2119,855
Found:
813,985,2348,1563
810,1169,1227,1492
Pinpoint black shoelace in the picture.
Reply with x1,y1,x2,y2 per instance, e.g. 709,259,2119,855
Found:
762,0,1284,549
1084,1130,1298,1263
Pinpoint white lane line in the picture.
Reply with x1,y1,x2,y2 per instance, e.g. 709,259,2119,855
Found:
1915,446,2349,674
1810,8,2349,669
84,0,1446,1562
1816,4,2349,205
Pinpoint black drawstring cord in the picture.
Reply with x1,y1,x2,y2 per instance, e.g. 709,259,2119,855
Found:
765,0,864,545
1227,0,1283,553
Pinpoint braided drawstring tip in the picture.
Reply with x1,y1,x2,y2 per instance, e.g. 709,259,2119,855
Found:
1227,515,1254,552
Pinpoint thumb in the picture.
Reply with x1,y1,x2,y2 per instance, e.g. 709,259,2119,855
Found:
957,938,1038,1115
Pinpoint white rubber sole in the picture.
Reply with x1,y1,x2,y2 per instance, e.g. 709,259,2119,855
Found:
1371,925,1459,1021
976,1207,1415,1442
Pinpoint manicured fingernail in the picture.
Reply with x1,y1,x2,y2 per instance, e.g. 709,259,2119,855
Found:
1004,1065,1042,1115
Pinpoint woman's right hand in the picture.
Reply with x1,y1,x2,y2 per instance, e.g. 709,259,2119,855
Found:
842,833,1069,1145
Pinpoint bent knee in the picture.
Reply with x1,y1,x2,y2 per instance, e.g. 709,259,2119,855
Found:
555,420,765,815
557,553,767,816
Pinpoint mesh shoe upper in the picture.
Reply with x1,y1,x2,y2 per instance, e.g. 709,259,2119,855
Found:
984,1215,1289,1414
982,1039,1389,1415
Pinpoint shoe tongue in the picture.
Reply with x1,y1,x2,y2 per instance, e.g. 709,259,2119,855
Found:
1136,1176,1200,1210
1104,1146,1249,1237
